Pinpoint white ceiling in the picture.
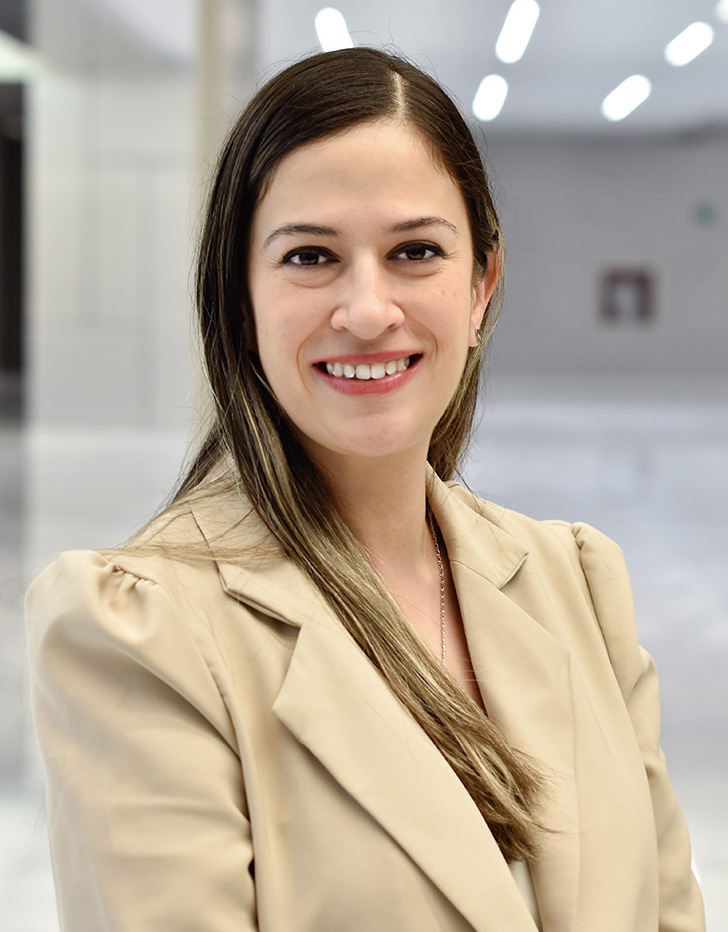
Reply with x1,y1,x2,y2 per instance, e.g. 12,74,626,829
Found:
11,0,728,135
257,0,728,134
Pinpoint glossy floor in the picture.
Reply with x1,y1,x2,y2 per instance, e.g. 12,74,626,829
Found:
1,375,726,930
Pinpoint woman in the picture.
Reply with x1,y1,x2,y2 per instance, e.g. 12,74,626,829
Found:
27,48,704,931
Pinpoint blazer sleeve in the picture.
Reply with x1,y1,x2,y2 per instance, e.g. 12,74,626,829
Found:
572,523,706,932
25,550,257,932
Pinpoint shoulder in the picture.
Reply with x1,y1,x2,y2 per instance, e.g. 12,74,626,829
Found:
445,481,639,674
446,479,626,571
25,513,250,748
487,498,634,622
25,503,230,674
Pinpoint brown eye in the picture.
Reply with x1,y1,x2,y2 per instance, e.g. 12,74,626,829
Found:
282,248,336,266
392,242,444,261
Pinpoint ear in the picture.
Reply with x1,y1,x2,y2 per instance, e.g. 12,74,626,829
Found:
469,251,500,347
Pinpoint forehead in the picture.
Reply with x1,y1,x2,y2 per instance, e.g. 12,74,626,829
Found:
254,120,467,228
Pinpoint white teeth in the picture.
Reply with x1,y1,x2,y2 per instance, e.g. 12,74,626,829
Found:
324,356,412,381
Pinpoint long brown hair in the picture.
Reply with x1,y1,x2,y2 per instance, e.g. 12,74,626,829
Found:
174,48,545,861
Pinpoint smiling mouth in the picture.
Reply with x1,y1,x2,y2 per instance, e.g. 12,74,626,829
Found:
320,355,415,380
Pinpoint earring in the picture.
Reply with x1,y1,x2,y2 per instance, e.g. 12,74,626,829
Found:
475,328,483,344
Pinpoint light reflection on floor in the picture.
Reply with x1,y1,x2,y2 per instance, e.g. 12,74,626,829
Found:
1,376,726,930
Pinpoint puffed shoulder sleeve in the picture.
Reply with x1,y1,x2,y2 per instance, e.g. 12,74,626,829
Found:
25,550,257,932
571,523,705,932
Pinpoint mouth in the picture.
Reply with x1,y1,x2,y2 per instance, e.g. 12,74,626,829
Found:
318,354,418,381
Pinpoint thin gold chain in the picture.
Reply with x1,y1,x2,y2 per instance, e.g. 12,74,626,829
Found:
428,510,446,665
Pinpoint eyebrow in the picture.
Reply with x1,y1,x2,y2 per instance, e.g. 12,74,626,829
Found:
263,224,337,248
389,216,459,236
262,216,459,249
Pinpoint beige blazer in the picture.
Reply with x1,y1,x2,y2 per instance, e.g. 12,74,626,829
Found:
26,474,705,932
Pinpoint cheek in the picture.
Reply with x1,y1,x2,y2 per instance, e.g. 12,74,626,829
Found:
253,298,312,390
251,281,289,346
251,313,285,390
432,282,474,336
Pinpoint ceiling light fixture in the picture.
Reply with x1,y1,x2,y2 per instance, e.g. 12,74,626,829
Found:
601,75,652,122
472,75,509,121
664,22,714,66
315,8,354,52
714,0,728,24
495,0,540,64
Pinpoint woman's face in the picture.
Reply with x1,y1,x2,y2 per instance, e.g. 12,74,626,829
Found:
248,119,498,469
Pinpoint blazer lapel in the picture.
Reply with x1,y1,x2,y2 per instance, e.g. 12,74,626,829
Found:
429,479,580,932
272,614,539,932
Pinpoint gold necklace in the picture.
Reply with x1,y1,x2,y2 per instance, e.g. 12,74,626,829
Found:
428,510,446,664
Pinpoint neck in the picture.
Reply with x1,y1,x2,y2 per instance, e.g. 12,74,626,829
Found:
314,448,433,575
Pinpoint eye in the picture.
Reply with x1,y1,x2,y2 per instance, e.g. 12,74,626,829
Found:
391,242,445,262
282,247,337,267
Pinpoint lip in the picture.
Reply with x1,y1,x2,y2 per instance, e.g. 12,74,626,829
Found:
314,353,422,395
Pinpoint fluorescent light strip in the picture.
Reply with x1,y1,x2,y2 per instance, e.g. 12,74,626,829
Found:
601,75,651,122
664,22,714,67
495,0,540,64
315,8,354,52
472,75,509,121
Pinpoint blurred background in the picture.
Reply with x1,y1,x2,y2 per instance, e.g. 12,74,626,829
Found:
1,0,726,928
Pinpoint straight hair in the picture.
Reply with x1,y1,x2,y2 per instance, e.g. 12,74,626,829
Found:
171,47,546,861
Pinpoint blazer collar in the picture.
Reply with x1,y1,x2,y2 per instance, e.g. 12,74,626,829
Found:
190,488,327,630
190,473,577,932
190,468,529,617
426,474,529,590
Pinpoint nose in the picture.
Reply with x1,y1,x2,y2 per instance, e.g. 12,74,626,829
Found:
330,257,405,339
